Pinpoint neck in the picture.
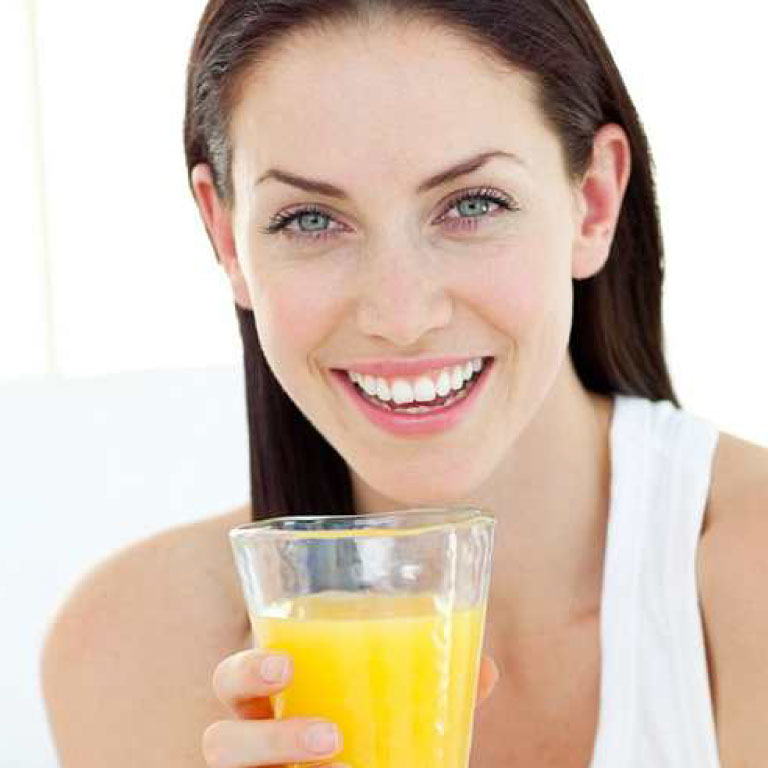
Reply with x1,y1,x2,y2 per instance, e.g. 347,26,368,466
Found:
352,355,615,633
478,368,614,633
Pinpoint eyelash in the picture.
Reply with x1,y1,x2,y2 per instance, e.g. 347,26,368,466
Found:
258,187,520,243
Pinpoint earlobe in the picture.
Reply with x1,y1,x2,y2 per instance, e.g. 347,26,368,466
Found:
571,123,632,281
190,163,253,310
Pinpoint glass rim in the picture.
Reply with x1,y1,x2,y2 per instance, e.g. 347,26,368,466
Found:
229,506,495,542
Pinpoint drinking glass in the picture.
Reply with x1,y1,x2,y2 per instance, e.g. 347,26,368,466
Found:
230,506,495,768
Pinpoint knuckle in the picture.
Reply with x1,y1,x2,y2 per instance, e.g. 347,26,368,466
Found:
211,650,255,701
202,718,309,767
210,663,229,702
277,719,306,754
201,721,231,767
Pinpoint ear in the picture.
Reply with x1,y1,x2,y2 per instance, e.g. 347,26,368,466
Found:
190,163,253,310
571,123,632,280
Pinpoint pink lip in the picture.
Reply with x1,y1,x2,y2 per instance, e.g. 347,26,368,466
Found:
331,359,494,438
332,355,491,378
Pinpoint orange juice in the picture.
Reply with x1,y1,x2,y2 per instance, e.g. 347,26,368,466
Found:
251,591,486,768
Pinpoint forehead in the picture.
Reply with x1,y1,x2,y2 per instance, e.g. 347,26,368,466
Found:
229,21,562,188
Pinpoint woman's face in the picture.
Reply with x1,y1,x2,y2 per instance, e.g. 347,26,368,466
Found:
218,20,623,506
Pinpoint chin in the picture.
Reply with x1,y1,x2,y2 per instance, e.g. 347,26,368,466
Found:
362,468,488,512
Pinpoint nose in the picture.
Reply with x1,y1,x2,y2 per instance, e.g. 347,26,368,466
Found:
355,242,453,348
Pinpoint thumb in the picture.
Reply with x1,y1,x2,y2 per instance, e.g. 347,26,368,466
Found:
475,654,500,707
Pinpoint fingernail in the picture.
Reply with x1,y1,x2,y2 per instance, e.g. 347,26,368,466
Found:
303,722,340,754
260,654,289,683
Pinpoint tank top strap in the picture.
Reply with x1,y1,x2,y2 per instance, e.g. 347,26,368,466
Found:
589,393,722,767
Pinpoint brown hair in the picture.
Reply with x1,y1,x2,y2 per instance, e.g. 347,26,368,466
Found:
183,0,679,522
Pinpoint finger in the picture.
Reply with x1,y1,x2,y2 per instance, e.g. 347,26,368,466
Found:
212,650,293,718
476,655,500,707
202,717,343,768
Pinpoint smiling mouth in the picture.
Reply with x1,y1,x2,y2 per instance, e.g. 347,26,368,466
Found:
332,356,495,417
350,364,489,414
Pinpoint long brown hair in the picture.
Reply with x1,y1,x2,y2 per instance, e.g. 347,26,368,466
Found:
183,0,679,522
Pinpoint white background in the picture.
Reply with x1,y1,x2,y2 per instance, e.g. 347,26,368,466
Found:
1,0,766,765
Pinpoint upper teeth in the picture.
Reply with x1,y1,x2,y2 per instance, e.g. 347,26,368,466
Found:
346,357,486,405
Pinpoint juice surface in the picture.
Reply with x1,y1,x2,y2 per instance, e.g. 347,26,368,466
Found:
251,591,486,768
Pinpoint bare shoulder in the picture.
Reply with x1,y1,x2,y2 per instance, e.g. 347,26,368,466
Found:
698,430,768,764
708,430,768,518
41,504,253,767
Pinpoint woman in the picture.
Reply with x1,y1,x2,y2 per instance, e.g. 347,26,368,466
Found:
41,1,768,766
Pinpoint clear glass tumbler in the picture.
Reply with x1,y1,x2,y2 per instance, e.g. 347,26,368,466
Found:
229,506,495,768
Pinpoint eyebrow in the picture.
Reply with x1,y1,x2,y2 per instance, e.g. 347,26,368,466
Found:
255,149,526,199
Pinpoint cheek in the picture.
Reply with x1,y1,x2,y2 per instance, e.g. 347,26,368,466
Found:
463,239,573,382
252,265,348,378
465,246,547,336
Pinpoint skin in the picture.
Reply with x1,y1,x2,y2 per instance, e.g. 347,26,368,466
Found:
204,647,500,766
192,16,631,766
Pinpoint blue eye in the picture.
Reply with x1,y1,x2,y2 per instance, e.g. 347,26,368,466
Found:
259,187,520,243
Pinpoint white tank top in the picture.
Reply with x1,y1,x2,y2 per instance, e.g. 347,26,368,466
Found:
588,393,722,767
